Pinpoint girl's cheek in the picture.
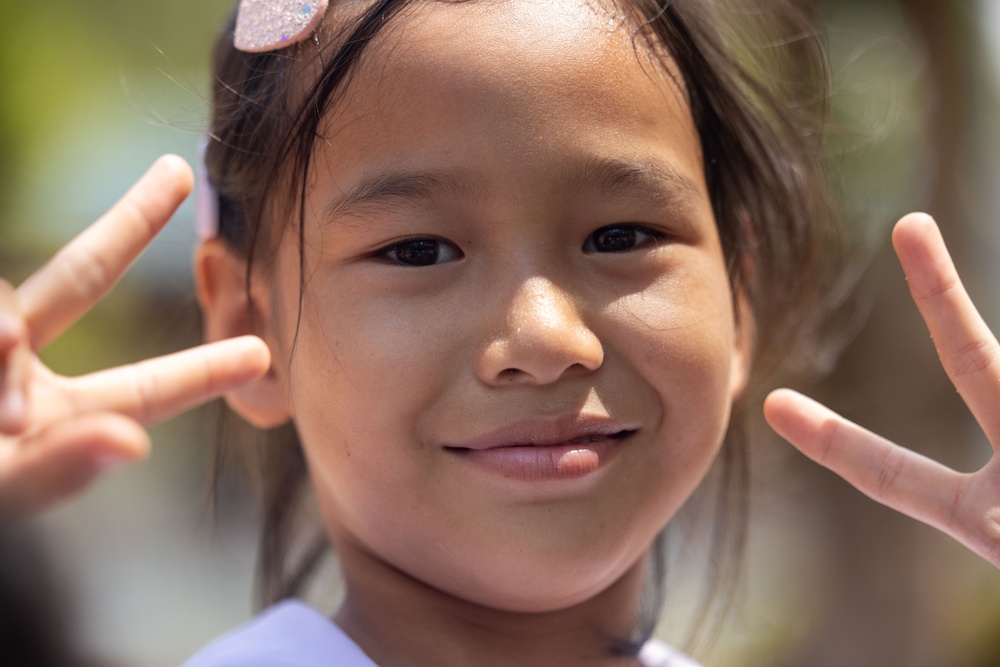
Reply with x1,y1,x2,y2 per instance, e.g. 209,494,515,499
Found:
612,266,739,405
289,285,457,433
611,258,736,348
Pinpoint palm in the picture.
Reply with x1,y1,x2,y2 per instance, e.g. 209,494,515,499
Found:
766,213,1000,568
0,156,269,519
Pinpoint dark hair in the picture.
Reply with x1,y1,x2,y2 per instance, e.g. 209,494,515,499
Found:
205,0,846,653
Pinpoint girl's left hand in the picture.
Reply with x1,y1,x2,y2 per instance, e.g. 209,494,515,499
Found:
764,212,1000,569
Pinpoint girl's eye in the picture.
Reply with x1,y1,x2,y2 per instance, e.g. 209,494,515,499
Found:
583,225,663,253
380,238,462,266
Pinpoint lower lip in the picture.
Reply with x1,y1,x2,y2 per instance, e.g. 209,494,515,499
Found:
447,437,625,481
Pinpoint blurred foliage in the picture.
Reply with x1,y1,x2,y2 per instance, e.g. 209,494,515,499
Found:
0,1,230,218
0,0,231,372
0,3,249,665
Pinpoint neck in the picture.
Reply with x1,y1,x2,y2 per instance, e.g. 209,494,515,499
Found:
332,543,651,667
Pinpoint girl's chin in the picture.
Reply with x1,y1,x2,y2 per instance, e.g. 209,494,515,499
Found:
416,553,650,616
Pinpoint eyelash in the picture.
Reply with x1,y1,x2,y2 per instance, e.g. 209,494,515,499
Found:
376,237,463,267
374,224,667,267
582,224,668,254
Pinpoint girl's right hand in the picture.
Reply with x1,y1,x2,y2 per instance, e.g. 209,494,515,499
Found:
0,155,270,520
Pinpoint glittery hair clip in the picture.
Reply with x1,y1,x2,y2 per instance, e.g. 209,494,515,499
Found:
195,137,220,241
234,0,330,53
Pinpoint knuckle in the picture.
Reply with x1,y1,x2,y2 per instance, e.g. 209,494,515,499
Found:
874,447,906,500
127,362,159,424
57,381,85,420
816,417,841,463
915,274,959,302
200,350,218,397
947,338,999,378
948,476,969,526
120,190,160,238
56,246,113,304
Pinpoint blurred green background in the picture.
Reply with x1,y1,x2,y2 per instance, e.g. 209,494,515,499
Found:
1,1,1000,666
0,2,257,665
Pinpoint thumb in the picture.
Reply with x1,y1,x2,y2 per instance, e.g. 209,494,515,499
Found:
0,412,150,520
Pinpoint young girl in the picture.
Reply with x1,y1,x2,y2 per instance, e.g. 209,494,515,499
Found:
1,0,998,665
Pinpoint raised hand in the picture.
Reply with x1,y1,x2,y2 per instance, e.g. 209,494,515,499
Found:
0,156,270,519
765,213,1000,569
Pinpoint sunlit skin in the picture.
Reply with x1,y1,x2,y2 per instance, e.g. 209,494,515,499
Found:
229,2,747,665
1,1,1000,666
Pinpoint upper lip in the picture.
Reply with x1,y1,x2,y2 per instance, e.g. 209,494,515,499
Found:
447,416,638,451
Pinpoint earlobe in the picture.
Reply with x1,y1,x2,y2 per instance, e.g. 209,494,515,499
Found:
194,239,292,428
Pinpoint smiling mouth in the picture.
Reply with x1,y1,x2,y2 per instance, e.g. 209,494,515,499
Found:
445,429,636,481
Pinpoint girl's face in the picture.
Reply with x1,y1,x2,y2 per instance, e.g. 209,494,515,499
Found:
261,0,747,613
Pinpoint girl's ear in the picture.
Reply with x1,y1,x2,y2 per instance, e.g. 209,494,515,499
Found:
194,239,292,428
729,292,753,400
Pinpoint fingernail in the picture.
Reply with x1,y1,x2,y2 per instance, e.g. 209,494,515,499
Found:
92,454,132,473
0,390,25,427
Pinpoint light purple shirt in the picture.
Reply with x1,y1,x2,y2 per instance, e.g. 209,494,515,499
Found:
183,600,701,666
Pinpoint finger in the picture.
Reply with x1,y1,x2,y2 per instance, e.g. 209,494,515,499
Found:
0,412,149,520
0,281,30,434
893,213,1000,446
67,335,270,425
17,155,194,351
764,388,968,534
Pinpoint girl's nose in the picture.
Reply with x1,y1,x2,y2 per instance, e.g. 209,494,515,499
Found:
476,277,604,386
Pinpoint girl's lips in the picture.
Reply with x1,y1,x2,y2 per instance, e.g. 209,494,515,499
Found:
444,421,636,481
449,418,637,451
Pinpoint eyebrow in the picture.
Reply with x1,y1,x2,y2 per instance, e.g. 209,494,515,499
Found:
322,156,702,223
563,156,703,206
324,170,484,222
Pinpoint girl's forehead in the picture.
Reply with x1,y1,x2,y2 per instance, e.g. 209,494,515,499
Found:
327,0,633,32
319,0,693,141
321,0,679,89
302,0,708,228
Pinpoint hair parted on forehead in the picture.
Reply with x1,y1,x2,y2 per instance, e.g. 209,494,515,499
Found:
204,0,849,650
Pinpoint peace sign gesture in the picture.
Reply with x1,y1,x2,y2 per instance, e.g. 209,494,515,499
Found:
766,213,1000,568
0,156,270,519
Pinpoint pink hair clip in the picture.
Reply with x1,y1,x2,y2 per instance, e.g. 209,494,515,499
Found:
234,0,330,53
195,136,220,241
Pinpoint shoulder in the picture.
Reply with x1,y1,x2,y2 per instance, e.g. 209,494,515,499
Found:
181,599,379,667
639,638,703,667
